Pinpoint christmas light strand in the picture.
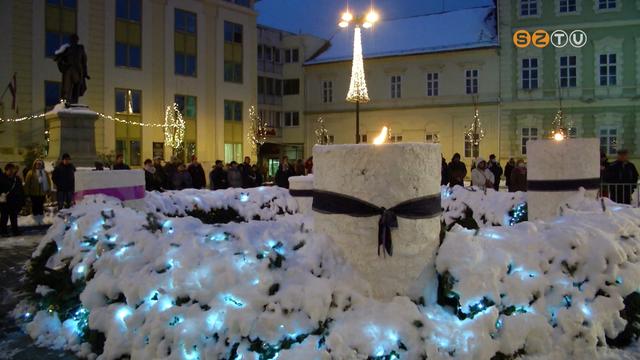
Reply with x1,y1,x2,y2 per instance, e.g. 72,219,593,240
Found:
465,107,485,146
163,103,186,150
346,27,370,103
0,113,46,123
247,106,269,154
550,109,566,141
314,116,329,145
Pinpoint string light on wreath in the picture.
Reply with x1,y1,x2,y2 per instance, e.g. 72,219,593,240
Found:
164,103,186,150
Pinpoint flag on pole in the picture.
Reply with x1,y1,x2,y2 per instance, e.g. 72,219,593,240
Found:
8,73,17,112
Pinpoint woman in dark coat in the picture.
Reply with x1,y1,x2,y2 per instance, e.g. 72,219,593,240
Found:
0,163,25,237
509,159,528,192
447,153,467,188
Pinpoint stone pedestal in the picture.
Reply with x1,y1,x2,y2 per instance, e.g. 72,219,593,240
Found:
527,139,600,220
313,143,441,301
45,104,98,167
288,175,314,214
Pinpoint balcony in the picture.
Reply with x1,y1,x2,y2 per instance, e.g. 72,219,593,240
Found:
258,94,283,106
258,60,283,75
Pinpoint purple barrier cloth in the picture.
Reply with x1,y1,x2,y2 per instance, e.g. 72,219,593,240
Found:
74,185,145,202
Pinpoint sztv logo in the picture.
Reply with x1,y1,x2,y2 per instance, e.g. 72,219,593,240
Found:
513,29,587,48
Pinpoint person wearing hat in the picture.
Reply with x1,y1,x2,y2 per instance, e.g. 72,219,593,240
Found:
471,156,495,191
605,149,639,204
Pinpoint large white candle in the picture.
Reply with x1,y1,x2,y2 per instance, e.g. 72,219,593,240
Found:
288,175,314,214
527,139,600,220
313,143,441,300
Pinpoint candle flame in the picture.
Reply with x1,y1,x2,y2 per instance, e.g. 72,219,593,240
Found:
373,126,389,145
553,132,565,141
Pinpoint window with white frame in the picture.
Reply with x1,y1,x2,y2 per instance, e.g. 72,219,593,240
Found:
522,58,539,89
390,135,403,143
390,75,402,99
464,134,480,158
284,111,299,127
425,132,439,143
465,69,478,94
426,72,439,97
568,126,578,138
600,127,618,155
559,55,577,88
521,127,538,155
599,54,617,86
598,0,617,10
322,80,333,103
520,0,538,16
559,0,577,13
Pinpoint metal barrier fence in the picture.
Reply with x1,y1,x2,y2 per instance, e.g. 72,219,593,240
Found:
599,183,639,207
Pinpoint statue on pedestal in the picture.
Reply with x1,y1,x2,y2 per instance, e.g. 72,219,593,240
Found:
54,34,90,105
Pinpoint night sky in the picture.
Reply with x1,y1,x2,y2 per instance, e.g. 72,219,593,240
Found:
256,0,494,38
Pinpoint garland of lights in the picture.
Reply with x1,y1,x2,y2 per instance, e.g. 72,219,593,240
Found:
550,109,567,141
246,106,268,154
164,103,186,150
315,116,330,145
465,106,485,146
346,27,370,104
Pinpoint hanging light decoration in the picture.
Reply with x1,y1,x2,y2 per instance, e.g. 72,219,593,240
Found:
346,26,370,104
164,103,186,151
550,109,567,141
247,106,268,154
465,104,485,146
314,116,330,145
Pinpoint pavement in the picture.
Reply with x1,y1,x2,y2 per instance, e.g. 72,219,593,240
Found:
0,230,77,360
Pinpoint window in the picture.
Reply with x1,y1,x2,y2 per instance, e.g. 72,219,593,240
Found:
322,81,333,103
224,100,243,122
283,79,300,95
521,127,538,155
175,9,197,76
115,88,142,166
599,54,617,86
600,127,618,155
426,73,439,97
559,56,577,88
522,58,539,89
44,81,61,111
520,0,537,16
568,126,578,139
224,21,243,83
360,134,368,143
45,0,77,57
175,94,197,163
465,69,479,94
284,112,300,127
425,133,440,143
390,135,403,143
598,0,616,9
284,49,299,63
224,143,243,164
464,134,480,158
390,75,402,99
115,0,142,68
559,0,577,13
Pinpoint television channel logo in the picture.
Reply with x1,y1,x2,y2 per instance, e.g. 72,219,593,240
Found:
513,29,587,48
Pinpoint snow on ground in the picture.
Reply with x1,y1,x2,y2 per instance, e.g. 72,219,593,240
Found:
442,185,526,227
15,187,640,359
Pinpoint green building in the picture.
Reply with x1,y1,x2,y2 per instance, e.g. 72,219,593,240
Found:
498,0,640,163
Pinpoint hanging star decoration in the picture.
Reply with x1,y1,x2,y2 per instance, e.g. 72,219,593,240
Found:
346,27,370,104
314,116,329,145
247,106,268,154
164,103,186,151
465,106,484,146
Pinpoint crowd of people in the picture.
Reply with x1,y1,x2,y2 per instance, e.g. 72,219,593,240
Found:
441,153,528,192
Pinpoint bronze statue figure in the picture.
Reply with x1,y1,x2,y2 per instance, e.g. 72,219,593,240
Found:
54,34,90,105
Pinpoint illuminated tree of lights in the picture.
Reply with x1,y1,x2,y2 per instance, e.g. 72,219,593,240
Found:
164,103,186,152
247,106,268,155
346,27,370,104
315,116,330,145
465,104,485,146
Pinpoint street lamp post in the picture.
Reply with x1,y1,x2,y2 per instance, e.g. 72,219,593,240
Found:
340,8,379,144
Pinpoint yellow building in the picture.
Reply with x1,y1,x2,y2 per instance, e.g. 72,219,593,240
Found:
301,6,501,164
0,0,257,169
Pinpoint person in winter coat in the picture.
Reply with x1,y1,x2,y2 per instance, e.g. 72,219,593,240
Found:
275,156,296,189
164,157,179,190
0,163,25,237
227,161,243,188
488,154,503,191
112,154,131,170
471,157,495,191
24,159,52,217
447,153,467,188
252,165,263,187
509,159,527,192
441,155,450,186
143,159,161,192
239,156,254,188
187,155,206,189
172,163,193,190
153,157,171,190
52,153,75,210
605,149,639,204
304,157,313,175
294,159,306,176
209,160,228,190
504,158,515,190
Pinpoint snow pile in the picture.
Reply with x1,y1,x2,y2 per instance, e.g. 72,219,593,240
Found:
18,190,640,359
442,186,527,228
145,187,298,222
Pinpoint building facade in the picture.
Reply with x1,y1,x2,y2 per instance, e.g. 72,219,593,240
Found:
0,0,257,169
499,0,640,162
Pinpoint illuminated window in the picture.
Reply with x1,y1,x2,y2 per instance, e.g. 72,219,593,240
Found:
115,88,142,166
45,0,77,57
175,9,197,76
224,21,243,83
115,0,141,68
464,134,480,158
175,94,197,163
